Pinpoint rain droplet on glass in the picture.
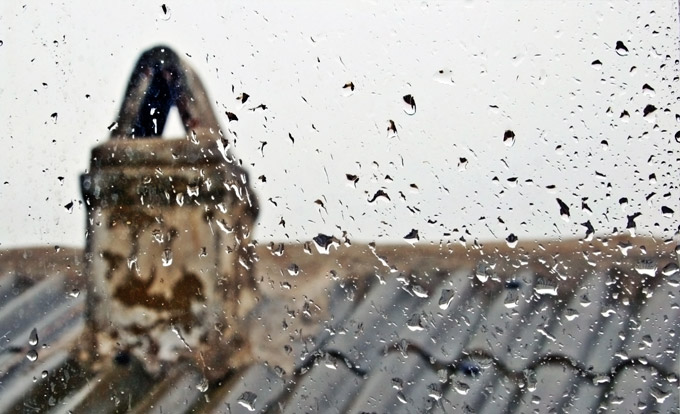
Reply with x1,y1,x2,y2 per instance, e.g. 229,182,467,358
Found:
454,381,470,395
238,391,257,411
196,377,209,393
28,328,38,346
162,249,173,267
438,288,455,310
564,308,579,321
287,263,300,276
615,40,629,56
433,69,454,85
503,130,515,147
402,94,416,115
26,349,38,362
634,259,657,276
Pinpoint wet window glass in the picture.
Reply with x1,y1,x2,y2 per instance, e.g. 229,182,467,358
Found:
1,2,679,412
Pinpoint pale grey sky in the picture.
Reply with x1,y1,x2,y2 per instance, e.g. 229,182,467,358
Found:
1,1,679,248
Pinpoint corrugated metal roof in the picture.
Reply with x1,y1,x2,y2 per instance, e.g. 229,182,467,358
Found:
0,238,678,413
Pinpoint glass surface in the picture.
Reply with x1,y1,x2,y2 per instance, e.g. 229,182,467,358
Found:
2,1,678,246
1,1,679,412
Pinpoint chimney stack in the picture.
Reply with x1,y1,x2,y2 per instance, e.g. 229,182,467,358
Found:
80,46,258,381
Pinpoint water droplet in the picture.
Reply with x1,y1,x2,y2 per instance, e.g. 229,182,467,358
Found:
69,289,80,298
642,83,655,96
454,381,470,395
662,262,679,276
323,353,337,370
651,386,670,403
427,383,443,400
216,218,234,234
225,111,238,122
268,242,284,256
313,234,339,254
475,262,493,283
407,313,426,331
196,377,209,393
564,308,579,321
634,259,657,276
341,82,355,96
187,185,199,197
524,369,537,392
159,4,171,21
345,174,360,187
28,328,38,346
505,233,518,248
127,255,138,270
662,206,674,218
402,94,416,115
412,284,429,298
643,104,657,120
579,294,591,308
457,157,468,171
404,229,420,243
368,189,391,203
556,198,570,220
287,263,300,276
503,130,515,147
238,391,257,411
433,69,454,85
504,291,519,308
591,59,602,70
459,360,481,376
534,277,557,296
41,370,48,379
438,289,455,310
162,249,173,267
26,349,38,362
50,112,58,123
615,40,629,56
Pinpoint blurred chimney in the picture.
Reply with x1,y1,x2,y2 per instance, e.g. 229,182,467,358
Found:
80,46,258,381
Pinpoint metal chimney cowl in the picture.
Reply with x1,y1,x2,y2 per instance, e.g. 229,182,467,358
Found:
79,46,259,381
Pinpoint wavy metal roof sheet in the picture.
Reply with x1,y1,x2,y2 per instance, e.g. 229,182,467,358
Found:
0,238,677,413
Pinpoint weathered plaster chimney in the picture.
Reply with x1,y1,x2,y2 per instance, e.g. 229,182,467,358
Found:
80,46,258,381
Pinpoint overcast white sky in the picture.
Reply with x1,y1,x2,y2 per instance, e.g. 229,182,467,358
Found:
1,1,679,249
